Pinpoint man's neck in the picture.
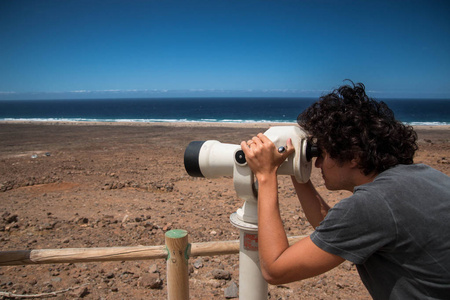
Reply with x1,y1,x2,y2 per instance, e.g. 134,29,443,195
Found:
350,170,379,191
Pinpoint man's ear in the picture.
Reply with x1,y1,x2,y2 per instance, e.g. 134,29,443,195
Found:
349,157,360,169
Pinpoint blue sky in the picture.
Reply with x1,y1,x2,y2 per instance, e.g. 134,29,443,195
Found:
1,0,449,99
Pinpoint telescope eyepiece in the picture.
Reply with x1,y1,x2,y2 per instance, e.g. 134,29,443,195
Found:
306,142,321,162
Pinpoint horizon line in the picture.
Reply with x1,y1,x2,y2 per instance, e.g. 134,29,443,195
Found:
0,88,449,100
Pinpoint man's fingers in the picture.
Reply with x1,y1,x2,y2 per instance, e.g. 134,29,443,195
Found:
257,133,272,145
285,138,295,155
240,141,251,155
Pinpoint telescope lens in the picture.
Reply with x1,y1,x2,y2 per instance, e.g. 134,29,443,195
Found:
184,141,205,177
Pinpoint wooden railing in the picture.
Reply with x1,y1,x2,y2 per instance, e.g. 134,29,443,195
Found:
0,231,305,299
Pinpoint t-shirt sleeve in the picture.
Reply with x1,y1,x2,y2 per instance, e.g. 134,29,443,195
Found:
310,191,397,264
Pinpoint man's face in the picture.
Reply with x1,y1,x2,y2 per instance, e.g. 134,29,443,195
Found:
314,150,355,192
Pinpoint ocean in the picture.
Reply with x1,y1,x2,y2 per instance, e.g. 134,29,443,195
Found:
0,98,449,125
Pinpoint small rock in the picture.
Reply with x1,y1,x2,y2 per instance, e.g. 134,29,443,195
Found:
43,222,57,230
28,279,37,285
6,214,18,224
162,223,172,231
149,264,159,273
341,261,354,271
211,279,224,288
224,281,238,298
193,258,203,269
76,217,89,224
438,157,449,164
211,269,231,280
139,273,162,289
102,215,114,221
74,287,89,298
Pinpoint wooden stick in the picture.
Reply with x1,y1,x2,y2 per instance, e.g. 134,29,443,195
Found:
190,235,304,257
191,239,239,257
0,246,167,266
165,229,189,300
0,235,306,266
0,284,88,298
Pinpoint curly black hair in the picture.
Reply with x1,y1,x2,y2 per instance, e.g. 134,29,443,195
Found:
297,81,418,175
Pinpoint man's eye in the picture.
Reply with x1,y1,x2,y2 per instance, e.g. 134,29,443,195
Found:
317,148,323,158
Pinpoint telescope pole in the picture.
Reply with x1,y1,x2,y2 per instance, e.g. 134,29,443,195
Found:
230,213,268,300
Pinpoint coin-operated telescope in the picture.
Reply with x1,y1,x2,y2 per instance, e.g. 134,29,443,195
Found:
183,126,320,300
184,126,319,223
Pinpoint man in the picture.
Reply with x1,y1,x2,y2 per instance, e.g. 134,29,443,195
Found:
240,82,450,299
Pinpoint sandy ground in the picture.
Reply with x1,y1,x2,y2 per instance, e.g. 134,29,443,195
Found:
0,121,448,299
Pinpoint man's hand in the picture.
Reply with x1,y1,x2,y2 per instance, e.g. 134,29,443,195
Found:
240,133,295,182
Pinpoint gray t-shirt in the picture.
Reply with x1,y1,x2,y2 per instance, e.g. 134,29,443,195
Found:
310,164,450,299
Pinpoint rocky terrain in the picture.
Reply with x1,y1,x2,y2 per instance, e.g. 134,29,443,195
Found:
0,122,448,299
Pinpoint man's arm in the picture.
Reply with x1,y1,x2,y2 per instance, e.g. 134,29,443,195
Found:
257,173,344,284
241,134,344,285
291,179,330,228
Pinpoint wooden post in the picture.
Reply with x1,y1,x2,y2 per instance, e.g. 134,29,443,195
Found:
165,229,190,300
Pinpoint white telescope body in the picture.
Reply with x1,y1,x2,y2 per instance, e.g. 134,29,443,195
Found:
184,126,312,184
195,141,241,178
184,126,315,224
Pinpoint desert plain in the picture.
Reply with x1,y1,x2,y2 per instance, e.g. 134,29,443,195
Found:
0,122,448,299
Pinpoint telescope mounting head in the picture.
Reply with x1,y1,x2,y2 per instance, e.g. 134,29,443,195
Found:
184,126,320,224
